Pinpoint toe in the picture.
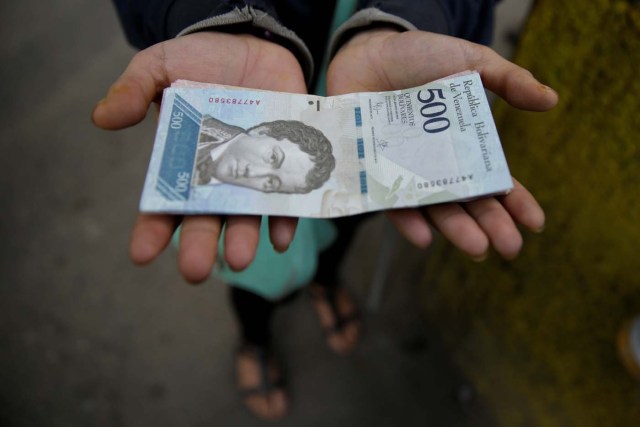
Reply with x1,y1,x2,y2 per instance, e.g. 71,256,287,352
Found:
245,396,270,420
268,390,289,420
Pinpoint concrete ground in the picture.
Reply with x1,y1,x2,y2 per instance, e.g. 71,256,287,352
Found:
0,1,530,426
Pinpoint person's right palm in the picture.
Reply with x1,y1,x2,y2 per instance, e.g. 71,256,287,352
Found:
93,32,307,283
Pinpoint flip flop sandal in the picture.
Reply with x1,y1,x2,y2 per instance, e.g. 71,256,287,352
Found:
310,285,361,338
236,344,286,398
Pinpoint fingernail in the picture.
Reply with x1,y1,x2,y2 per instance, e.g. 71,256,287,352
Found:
91,100,107,124
471,252,488,263
540,84,558,96
273,243,289,254
533,225,545,234
92,98,107,111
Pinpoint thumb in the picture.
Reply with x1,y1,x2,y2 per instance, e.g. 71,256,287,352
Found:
473,45,559,112
92,47,168,130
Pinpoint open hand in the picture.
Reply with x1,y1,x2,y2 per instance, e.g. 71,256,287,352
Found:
327,29,558,260
93,32,307,283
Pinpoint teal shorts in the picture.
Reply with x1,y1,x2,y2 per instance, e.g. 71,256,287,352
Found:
173,218,336,301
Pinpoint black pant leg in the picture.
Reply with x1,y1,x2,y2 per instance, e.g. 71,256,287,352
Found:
313,215,368,288
229,286,276,348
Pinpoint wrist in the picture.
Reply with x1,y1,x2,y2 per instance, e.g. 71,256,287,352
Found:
177,7,313,85
339,27,401,52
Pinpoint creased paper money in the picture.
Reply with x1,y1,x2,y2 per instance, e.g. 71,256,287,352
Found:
140,71,512,218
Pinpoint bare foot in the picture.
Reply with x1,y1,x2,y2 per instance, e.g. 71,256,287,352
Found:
236,345,288,420
310,284,361,355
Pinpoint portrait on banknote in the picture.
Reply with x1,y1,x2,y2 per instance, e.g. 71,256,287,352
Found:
194,116,336,194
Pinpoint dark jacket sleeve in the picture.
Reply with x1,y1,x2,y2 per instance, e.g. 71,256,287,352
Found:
112,0,314,81
361,0,497,43
329,0,498,57
113,0,280,48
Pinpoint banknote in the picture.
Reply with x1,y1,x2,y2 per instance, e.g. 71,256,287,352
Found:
140,71,512,218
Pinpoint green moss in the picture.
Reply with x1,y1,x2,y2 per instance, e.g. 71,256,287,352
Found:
419,1,640,426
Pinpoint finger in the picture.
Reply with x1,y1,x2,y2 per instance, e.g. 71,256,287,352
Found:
426,204,489,260
268,216,298,252
92,46,168,130
470,45,559,111
464,198,522,260
385,209,432,248
223,216,261,271
130,214,178,265
500,177,545,232
178,216,222,284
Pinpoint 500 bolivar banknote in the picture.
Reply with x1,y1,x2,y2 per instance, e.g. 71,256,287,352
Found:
140,71,512,218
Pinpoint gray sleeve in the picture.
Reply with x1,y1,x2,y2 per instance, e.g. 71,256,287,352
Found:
329,0,497,57
328,7,421,59
177,5,314,84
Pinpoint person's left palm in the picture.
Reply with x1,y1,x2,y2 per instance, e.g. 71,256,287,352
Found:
327,29,559,260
